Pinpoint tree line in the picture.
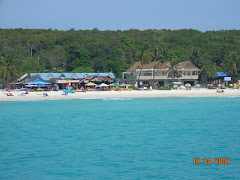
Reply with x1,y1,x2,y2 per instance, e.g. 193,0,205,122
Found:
0,28,240,87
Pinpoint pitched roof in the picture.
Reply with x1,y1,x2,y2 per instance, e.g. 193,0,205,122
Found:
126,62,142,72
126,60,199,72
178,61,199,69
16,72,115,84
24,72,115,81
25,77,51,85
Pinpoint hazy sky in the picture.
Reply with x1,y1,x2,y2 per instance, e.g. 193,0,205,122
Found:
0,0,239,31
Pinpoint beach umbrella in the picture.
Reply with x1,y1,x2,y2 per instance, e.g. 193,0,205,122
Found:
119,84,126,87
218,84,223,87
120,83,127,87
100,83,109,87
110,83,119,87
185,83,191,87
207,84,213,87
37,88,43,91
196,84,200,87
6,89,14,92
229,84,233,87
85,82,97,86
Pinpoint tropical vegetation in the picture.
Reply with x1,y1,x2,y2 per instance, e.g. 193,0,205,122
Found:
0,28,240,86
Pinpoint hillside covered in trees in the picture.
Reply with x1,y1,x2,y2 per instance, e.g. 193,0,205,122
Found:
0,28,240,84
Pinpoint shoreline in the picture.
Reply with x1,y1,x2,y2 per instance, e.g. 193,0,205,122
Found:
1,88,240,101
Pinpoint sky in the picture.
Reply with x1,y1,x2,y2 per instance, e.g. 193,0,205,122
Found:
0,0,239,31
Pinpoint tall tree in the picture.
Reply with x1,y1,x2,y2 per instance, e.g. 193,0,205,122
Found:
199,57,217,86
0,55,19,88
152,46,168,85
189,49,203,68
137,48,153,83
221,51,240,83
166,59,181,81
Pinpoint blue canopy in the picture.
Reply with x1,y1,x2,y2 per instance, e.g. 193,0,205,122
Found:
25,77,51,85
216,72,228,77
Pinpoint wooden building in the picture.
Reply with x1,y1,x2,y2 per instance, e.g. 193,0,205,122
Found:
122,61,200,87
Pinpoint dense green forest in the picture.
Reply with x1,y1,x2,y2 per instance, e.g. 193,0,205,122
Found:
0,28,240,84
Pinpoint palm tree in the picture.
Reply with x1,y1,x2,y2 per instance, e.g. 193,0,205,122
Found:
221,51,240,83
152,47,159,84
0,55,19,88
189,49,203,68
199,58,217,86
167,59,181,81
152,46,168,85
137,49,153,85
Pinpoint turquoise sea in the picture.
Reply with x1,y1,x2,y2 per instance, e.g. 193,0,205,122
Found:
0,97,240,179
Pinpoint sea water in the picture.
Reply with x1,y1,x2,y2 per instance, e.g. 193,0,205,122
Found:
0,97,240,179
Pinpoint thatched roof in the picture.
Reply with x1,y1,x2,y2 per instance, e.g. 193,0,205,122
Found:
126,62,142,72
178,61,199,69
126,61,199,72
126,61,170,72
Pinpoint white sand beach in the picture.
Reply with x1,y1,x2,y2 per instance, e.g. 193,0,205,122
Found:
0,88,240,101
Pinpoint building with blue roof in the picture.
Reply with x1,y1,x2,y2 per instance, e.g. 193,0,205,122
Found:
216,72,228,77
16,72,116,90
213,72,232,84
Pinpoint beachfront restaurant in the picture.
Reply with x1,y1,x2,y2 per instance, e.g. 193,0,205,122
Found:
15,72,116,90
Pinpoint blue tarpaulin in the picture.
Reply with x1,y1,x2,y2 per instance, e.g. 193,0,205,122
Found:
25,77,51,85
216,72,228,77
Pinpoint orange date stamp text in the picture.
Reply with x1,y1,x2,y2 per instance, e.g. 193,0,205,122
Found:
193,158,230,165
